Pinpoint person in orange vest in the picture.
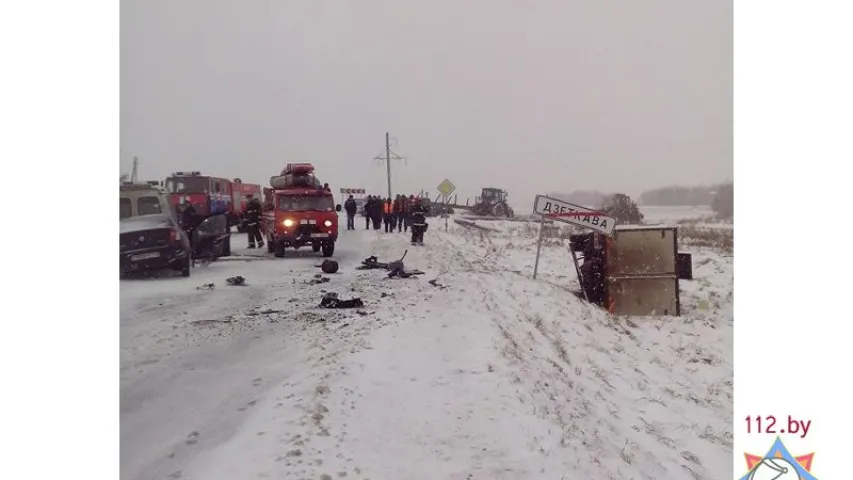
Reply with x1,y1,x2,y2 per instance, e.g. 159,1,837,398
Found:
382,197,396,232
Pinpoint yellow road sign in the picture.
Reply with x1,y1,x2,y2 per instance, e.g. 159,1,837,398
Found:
437,178,456,197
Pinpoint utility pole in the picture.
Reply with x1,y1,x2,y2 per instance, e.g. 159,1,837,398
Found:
385,132,392,198
373,132,404,198
130,156,139,184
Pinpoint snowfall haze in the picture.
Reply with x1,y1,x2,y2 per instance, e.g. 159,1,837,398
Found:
120,0,732,206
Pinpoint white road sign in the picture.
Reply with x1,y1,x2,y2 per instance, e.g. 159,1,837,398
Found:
533,194,617,236
436,179,456,197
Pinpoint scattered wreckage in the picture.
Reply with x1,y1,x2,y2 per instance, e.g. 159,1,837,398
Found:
356,250,425,279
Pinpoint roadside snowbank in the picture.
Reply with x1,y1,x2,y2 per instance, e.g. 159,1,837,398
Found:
149,219,734,480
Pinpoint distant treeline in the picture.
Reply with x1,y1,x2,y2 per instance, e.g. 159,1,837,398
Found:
550,183,733,219
638,185,725,206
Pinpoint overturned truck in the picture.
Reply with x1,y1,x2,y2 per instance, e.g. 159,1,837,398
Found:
570,225,693,316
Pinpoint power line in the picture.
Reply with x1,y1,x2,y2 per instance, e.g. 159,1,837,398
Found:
372,132,405,198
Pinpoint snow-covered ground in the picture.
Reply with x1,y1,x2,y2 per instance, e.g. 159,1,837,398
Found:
121,212,733,480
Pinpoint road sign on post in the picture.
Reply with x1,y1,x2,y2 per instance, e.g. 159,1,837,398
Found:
533,195,616,236
531,194,618,280
437,179,456,197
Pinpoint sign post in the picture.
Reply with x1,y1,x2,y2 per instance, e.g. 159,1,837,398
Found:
532,213,547,279
531,194,618,281
437,180,456,232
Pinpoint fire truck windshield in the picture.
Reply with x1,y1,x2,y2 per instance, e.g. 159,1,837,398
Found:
278,195,335,212
166,177,209,194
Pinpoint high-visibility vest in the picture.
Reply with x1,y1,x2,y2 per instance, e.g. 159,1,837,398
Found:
383,202,393,214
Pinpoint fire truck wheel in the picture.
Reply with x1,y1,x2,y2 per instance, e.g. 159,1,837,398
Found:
321,243,335,257
180,259,191,277
312,243,321,253
274,243,285,258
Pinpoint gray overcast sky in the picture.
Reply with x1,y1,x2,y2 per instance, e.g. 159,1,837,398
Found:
121,0,732,208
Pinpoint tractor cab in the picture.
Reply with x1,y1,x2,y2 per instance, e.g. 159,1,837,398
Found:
479,187,507,204
472,187,514,217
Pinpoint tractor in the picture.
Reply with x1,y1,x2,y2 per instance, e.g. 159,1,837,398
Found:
469,187,514,218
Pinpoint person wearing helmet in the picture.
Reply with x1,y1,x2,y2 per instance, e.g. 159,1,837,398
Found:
409,197,428,245
243,194,264,249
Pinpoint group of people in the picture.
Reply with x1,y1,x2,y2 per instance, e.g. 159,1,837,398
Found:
343,194,429,245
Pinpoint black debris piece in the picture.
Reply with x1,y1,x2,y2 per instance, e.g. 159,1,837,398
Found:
320,260,339,274
197,283,215,290
387,268,425,279
428,279,447,289
319,292,365,309
226,276,246,286
307,274,331,285
357,250,408,270
358,250,424,279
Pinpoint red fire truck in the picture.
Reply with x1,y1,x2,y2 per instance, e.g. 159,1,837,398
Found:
164,171,262,230
262,163,341,257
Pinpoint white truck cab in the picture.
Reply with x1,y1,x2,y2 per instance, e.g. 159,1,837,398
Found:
120,182,172,219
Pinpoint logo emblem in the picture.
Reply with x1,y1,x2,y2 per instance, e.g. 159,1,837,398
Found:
739,437,817,480
138,236,145,242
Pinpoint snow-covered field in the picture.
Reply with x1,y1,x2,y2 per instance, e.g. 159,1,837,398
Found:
121,209,733,480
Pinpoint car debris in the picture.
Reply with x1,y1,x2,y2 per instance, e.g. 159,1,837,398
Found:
317,260,339,274
226,275,246,286
357,250,425,279
307,274,331,285
319,292,364,309
428,279,447,289
196,283,215,290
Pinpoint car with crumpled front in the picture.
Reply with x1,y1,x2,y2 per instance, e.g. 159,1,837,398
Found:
120,213,192,277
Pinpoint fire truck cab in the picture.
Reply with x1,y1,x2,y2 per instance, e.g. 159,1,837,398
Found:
263,165,342,258
164,172,260,228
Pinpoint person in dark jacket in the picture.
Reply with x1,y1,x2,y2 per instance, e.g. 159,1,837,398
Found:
364,195,374,230
393,194,406,233
344,195,357,230
403,194,416,233
371,195,383,230
410,199,428,245
179,203,201,246
244,194,264,249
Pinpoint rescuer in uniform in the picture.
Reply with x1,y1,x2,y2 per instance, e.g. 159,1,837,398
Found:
244,194,264,249
344,194,357,230
179,202,201,246
371,196,383,230
410,198,428,245
393,194,406,233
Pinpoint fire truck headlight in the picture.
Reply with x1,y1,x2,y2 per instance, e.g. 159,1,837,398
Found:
324,220,333,227
282,219,294,227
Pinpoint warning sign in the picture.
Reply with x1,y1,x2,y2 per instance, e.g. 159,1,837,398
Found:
436,179,456,197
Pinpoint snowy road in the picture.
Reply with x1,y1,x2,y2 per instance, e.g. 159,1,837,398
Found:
121,220,733,480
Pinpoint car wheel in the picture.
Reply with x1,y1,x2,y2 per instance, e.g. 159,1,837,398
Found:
274,242,285,258
321,243,335,257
